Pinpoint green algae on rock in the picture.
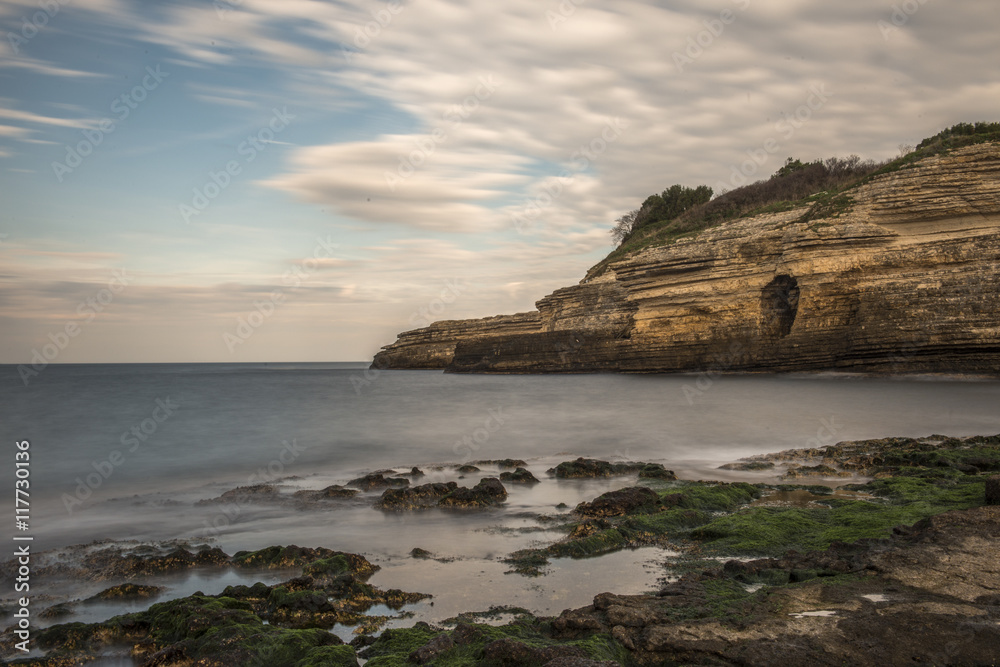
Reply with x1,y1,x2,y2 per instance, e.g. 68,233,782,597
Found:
6,549,425,666
507,435,1000,575
358,618,630,667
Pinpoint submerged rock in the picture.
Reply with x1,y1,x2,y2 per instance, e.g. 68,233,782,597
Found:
232,545,372,572
475,458,528,469
87,583,165,602
196,483,282,505
781,463,852,480
637,463,677,480
439,478,508,508
550,458,617,478
549,458,673,479
376,482,458,510
719,460,776,471
376,478,508,510
574,487,660,517
500,467,541,484
347,473,410,491
456,464,481,473
18,546,427,665
293,484,360,501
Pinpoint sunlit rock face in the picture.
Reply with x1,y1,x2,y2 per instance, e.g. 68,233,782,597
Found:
375,143,1000,376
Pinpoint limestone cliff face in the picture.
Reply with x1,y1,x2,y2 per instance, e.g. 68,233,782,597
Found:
372,312,542,369
373,143,1000,375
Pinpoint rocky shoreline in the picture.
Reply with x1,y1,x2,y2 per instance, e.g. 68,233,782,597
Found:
2,434,999,666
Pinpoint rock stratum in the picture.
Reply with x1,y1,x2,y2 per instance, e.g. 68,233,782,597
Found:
374,142,1000,374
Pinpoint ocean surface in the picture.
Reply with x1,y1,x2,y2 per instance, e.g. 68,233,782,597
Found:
3,362,1000,655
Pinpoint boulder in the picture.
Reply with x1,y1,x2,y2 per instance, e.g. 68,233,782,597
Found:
499,467,540,484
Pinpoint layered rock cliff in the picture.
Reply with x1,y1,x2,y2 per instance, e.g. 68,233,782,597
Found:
373,141,1000,374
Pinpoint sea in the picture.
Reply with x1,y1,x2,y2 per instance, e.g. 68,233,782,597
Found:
2,362,1000,659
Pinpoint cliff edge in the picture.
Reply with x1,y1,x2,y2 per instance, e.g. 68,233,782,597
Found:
373,137,1000,375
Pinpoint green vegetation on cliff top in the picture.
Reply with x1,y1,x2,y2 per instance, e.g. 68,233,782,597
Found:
587,121,1000,280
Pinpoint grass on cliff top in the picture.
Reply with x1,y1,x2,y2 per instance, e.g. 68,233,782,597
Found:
586,121,1000,280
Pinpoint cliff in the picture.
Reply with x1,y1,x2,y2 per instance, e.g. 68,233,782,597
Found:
373,140,1000,375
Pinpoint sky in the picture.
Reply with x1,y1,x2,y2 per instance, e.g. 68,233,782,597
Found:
0,0,997,364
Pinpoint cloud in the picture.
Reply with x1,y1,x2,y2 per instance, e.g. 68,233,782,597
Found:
260,136,533,232
0,106,94,129
0,57,110,79
0,124,33,138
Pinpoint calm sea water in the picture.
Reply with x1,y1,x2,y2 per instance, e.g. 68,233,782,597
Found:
3,363,1000,547
2,363,1000,648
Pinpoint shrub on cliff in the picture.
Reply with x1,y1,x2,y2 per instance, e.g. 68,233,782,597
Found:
611,184,712,246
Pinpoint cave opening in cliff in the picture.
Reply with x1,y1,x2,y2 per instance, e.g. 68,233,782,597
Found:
761,274,800,338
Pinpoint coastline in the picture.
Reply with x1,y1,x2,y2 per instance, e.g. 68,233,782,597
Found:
3,433,999,665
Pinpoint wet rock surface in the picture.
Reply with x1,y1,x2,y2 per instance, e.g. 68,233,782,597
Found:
500,467,541,484
575,487,661,517
86,584,165,602
6,433,1000,666
438,478,508,508
292,484,360,501
195,483,282,505
550,505,1000,666
986,474,1000,505
0,548,425,666
549,458,674,479
375,481,458,510
475,458,528,469
376,478,509,510
346,472,410,491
